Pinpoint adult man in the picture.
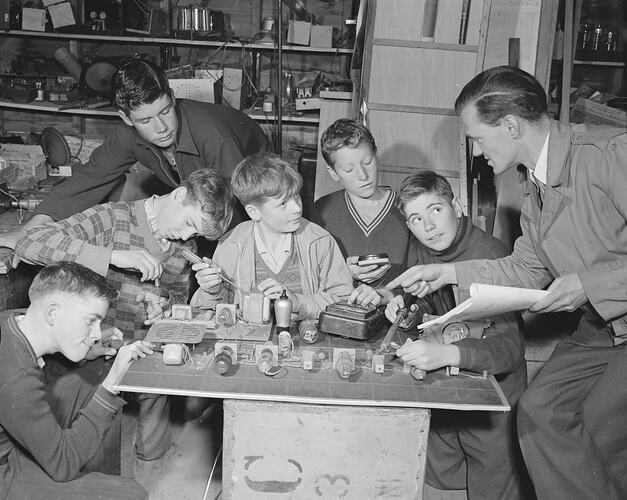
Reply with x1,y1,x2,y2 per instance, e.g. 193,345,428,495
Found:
0,58,268,246
387,66,627,499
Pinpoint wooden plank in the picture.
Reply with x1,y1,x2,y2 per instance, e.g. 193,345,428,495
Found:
368,46,477,108
373,38,478,51
434,0,464,44
465,0,486,46
223,400,429,500
560,0,574,124
373,0,425,41
534,0,559,89
314,92,353,200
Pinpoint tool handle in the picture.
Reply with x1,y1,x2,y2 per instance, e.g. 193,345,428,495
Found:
181,248,205,265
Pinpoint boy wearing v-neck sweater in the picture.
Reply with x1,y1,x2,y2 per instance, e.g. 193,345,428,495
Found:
313,119,410,287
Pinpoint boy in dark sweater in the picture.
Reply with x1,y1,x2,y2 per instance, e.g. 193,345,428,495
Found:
313,119,410,287
385,172,528,500
0,262,151,500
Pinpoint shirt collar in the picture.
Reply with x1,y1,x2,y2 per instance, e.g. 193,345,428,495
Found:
144,196,171,251
529,130,550,186
253,223,292,272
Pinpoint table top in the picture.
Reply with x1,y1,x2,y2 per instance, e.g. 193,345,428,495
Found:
115,325,510,412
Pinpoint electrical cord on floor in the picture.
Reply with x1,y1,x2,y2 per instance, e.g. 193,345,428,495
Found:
202,445,223,500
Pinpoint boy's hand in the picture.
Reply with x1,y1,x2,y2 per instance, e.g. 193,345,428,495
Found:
348,284,382,307
193,258,223,292
395,338,460,371
102,340,155,394
346,256,391,284
257,278,301,313
385,295,418,329
136,291,170,325
385,263,456,296
111,249,162,282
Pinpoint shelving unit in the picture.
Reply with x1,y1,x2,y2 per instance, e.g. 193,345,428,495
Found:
0,23,353,144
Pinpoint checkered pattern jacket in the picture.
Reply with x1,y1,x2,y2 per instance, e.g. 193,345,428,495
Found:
15,200,194,340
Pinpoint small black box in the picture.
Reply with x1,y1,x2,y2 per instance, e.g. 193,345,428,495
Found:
318,301,385,340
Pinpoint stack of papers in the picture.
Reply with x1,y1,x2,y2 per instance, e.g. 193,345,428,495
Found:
417,283,548,329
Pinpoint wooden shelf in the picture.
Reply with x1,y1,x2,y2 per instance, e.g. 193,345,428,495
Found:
0,31,353,54
0,100,321,124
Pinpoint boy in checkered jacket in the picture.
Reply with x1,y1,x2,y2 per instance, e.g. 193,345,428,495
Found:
14,168,233,460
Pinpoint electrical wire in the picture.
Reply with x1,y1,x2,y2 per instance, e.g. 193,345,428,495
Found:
201,445,223,500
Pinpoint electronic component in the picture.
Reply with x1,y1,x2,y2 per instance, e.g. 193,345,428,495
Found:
333,348,356,379
171,304,193,321
255,344,279,375
215,303,237,327
162,343,184,365
299,319,319,344
301,350,314,370
371,354,385,374
242,292,270,324
213,342,237,375
318,301,385,340
357,253,390,267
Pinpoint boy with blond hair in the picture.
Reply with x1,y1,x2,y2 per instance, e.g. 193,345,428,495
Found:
191,153,354,319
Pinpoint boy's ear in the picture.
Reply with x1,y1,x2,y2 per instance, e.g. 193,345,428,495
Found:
171,186,188,201
245,203,261,221
44,301,59,327
118,110,134,127
452,197,464,218
326,165,340,182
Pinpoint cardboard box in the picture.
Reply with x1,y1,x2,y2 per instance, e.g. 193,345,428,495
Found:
223,400,429,499
0,145,47,189
287,20,311,45
571,97,627,128
22,7,46,31
309,25,333,48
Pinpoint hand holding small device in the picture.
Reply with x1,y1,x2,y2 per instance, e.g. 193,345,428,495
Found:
347,253,391,283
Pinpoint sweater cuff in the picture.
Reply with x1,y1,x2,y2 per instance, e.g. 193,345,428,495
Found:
456,343,471,370
91,385,126,419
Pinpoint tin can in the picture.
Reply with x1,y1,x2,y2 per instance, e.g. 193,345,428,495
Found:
278,330,292,355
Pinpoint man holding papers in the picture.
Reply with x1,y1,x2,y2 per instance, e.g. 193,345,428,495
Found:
387,66,627,500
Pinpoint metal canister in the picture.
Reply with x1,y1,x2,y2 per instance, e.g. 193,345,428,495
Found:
274,289,292,329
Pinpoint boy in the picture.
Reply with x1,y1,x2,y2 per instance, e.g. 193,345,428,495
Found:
0,58,266,251
384,172,527,500
15,169,233,338
191,153,353,320
313,118,410,286
15,169,233,459
0,261,151,500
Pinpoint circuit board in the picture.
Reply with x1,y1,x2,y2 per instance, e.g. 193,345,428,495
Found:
117,328,510,411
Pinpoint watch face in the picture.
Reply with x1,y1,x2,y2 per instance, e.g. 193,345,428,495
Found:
442,322,470,344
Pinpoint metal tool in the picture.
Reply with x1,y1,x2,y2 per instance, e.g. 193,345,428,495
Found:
377,293,418,354
181,248,250,297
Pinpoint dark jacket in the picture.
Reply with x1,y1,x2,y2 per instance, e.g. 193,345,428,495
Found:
35,99,269,221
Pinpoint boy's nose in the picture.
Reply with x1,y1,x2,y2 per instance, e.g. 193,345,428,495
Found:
472,142,483,157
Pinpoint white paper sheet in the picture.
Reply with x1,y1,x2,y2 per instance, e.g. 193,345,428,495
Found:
417,283,548,329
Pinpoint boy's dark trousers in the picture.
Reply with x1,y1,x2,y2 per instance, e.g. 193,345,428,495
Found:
3,355,147,500
517,312,627,500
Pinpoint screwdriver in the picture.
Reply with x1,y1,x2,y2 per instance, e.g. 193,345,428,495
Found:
377,292,419,355
181,248,250,297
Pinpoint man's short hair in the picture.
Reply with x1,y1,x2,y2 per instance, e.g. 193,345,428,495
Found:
231,153,302,207
181,169,234,240
320,118,377,168
29,262,117,303
112,59,171,115
454,65,548,125
397,171,454,213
